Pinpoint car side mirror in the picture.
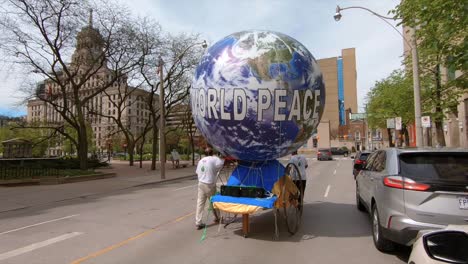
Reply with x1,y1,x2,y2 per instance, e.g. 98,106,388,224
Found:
423,231,468,264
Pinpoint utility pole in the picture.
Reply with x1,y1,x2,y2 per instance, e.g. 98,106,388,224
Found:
158,56,166,179
410,27,423,147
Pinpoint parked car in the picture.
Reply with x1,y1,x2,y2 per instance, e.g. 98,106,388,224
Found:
408,225,468,264
331,147,349,156
352,151,372,178
317,148,333,161
355,148,468,252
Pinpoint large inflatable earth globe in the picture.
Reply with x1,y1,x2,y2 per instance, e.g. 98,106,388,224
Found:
191,30,325,161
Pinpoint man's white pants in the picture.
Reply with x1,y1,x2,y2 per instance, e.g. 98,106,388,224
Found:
195,182,218,226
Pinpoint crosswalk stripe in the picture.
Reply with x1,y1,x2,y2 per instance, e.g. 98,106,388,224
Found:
0,232,83,261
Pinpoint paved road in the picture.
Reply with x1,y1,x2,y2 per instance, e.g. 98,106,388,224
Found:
0,157,410,264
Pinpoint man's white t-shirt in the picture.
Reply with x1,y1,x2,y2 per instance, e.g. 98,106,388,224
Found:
196,156,224,184
288,155,308,180
171,151,180,160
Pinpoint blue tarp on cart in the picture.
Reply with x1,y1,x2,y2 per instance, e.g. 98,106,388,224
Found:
211,160,285,210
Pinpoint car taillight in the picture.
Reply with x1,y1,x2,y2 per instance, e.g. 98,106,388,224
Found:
383,176,430,191
355,159,363,165
318,152,322,156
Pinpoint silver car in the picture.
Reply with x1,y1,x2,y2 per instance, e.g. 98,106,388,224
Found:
355,148,468,252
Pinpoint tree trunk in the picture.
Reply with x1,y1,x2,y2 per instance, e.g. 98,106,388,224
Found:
127,141,135,166
190,137,195,166
151,126,158,171
434,65,446,146
78,125,88,170
435,121,445,147
403,125,410,147
387,128,394,147
76,98,89,170
139,135,145,169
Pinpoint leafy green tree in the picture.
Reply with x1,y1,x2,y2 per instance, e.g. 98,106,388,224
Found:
367,70,415,146
1,122,58,157
392,0,468,146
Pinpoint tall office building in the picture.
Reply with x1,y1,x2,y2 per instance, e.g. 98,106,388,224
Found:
301,48,358,151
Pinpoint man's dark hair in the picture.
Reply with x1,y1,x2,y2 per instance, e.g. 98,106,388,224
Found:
205,148,214,156
292,151,298,155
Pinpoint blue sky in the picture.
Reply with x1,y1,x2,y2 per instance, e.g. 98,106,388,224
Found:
0,0,403,117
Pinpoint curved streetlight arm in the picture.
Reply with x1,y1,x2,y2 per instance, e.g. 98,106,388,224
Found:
337,5,394,20
336,5,412,48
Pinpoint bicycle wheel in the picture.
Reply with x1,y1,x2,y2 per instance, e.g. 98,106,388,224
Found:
282,163,303,234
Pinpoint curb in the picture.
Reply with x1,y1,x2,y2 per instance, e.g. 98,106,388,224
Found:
0,179,40,186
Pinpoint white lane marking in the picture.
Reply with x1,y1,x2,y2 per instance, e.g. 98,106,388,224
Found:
0,232,83,261
324,185,331,197
174,184,198,191
0,214,79,236
333,169,337,175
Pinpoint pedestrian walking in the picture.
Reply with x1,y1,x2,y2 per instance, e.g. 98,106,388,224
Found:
195,147,224,230
288,151,308,208
171,149,180,168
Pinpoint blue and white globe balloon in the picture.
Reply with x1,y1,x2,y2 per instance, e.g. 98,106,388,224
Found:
191,30,325,161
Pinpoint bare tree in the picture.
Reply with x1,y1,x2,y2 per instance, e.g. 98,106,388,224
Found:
139,33,205,170
0,0,155,169
180,102,197,166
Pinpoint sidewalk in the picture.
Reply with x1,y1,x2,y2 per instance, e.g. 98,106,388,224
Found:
0,160,197,213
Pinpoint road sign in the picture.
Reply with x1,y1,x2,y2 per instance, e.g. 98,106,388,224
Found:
421,116,431,128
395,117,402,130
386,118,395,129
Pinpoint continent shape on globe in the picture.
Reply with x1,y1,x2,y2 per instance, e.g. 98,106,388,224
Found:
191,30,325,161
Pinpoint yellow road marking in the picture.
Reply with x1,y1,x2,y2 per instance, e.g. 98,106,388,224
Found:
70,212,195,264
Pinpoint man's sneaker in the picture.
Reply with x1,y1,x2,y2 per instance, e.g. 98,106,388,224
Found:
196,224,206,230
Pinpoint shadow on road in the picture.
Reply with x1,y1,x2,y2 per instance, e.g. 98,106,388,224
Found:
212,201,410,262
220,202,370,242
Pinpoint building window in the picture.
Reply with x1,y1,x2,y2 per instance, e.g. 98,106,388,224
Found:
355,131,361,140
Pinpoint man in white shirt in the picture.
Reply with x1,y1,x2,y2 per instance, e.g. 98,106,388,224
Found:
195,148,224,230
171,149,180,168
288,151,308,208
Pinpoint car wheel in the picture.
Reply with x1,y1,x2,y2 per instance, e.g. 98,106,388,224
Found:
371,205,395,252
355,182,366,212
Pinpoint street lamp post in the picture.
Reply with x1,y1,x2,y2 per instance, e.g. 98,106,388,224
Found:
158,40,208,180
334,5,423,147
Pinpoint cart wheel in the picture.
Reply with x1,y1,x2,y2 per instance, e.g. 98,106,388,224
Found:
282,163,303,235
